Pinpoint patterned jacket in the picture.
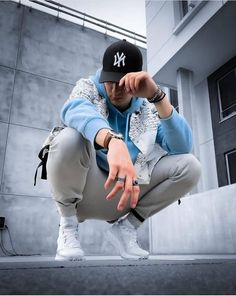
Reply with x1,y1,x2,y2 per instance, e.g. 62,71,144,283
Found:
63,78,168,184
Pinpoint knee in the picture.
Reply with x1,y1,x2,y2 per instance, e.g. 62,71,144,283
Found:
181,154,201,187
48,127,91,164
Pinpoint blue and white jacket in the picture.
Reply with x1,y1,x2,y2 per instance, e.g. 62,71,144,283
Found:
53,70,192,184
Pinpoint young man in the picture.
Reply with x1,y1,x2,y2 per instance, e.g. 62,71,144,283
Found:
45,39,201,260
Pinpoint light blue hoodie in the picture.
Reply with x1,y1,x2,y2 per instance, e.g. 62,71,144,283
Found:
61,70,192,171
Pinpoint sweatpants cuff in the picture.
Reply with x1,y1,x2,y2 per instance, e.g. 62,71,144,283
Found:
131,209,145,222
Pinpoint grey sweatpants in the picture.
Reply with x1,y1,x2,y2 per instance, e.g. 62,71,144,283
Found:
46,127,201,222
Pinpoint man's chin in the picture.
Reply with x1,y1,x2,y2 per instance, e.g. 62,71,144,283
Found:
113,95,123,100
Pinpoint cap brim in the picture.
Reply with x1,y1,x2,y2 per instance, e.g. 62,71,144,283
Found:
99,71,126,83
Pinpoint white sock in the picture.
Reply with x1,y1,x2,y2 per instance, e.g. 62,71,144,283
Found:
123,213,142,229
60,215,78,227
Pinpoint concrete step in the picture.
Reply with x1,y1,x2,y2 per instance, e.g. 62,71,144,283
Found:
0,256,236,294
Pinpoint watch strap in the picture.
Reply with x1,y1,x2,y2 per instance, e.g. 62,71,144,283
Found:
104,132,113,149
104,131,123,149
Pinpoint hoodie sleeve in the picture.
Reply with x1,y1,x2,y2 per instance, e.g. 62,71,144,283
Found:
60,79,110,146
156,108,193,154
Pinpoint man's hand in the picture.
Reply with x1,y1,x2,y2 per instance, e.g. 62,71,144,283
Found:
120,71,173,118
104,138,140,211
119,71,157,99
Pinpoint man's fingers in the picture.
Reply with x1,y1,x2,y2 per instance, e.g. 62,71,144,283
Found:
105,170,126,198
130,184,140,208
106,177,140,211
105,140,140,211
126,74,138,94
117,176,133,211
119,72,149,96
134,75,143,91
122,76,131,93
119,76,125,87
131,73,145,93
104,168,117,189
119,74,133,93
106,181,124,200
130,76,137,94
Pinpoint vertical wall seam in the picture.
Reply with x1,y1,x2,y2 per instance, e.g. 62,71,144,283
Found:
0,4,25,193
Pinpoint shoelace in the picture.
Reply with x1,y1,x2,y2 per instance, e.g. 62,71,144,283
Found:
61,226,81,247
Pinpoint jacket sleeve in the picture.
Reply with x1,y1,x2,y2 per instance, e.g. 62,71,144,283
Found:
60,79,110,146
156,108,193,154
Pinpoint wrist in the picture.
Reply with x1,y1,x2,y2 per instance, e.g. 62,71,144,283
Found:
95,128,110,148
104,130,124,149
107,137,124,149
147,85,166,104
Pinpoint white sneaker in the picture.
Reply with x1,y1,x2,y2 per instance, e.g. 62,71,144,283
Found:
107,219,149,260
55,216,84,261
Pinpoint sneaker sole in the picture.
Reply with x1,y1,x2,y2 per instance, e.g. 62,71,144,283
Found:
107,230,149,260
55,253,85,261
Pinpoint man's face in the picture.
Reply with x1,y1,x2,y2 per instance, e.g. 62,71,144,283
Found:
104,82,132,111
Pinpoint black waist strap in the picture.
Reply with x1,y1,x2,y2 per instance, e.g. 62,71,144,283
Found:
34,144,50,186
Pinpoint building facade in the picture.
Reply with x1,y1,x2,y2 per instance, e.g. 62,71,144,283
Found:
146,0,236,254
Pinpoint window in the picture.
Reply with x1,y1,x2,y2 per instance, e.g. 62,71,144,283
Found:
217,69,236,119
225,149,236,184
208,56,236,187
173,1,207,35
181,0,199,18
181,0,189,17
170,89,179,113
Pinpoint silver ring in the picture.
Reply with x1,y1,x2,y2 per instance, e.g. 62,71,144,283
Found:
116,176,126,183
132,180,139,186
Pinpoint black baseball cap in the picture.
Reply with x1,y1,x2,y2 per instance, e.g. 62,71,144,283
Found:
99,39,143,83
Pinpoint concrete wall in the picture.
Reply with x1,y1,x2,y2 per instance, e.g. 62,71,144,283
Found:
0,1,148,256
176,68,218,193
193,78,218,192
150,184,236,254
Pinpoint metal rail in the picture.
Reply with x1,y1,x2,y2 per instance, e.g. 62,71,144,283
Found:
28,0,147,44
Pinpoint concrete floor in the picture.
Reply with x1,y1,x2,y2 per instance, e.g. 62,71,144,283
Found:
0,255,236,295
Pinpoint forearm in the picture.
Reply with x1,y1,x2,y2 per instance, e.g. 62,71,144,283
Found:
61,98,110,146
153,95,173,118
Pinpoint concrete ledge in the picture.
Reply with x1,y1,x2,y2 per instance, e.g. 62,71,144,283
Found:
1,254,236,263
150,184,236,254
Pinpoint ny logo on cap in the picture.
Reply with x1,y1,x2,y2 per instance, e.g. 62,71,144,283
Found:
113,52,126,67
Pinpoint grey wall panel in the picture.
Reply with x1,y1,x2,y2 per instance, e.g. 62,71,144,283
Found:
0,194,58,255
0,122,8,190
151,184,236,254
10,71,72,129
0,2,22,68
1,125,51,197
0,66,15,123
0,194,149,256
17,7,117,83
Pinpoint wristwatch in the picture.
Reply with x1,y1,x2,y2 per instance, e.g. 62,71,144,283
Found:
104,130,124,149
